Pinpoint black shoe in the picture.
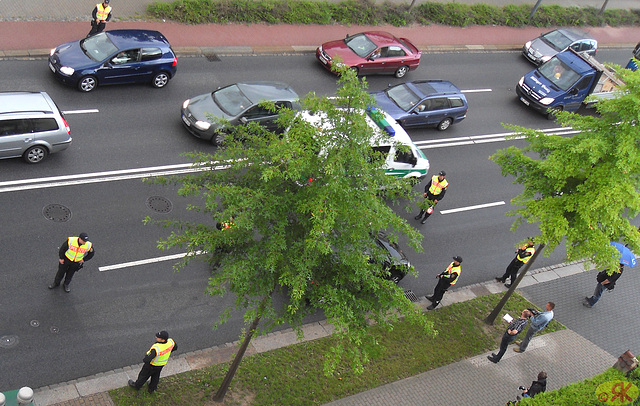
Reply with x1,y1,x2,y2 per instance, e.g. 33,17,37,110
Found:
420,218,428,224
494,277,504,283
425,295,434,302
128,379,138,389
414,214,422,220
504,283,511,288
583,298,592,308
48,283,59,289
63,285,71,293
487,355,498,363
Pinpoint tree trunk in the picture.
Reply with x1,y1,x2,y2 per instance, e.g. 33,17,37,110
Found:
484,243,546,325
408,0,418,12
599,0,610,15
529,0,544,19
212,296,269,402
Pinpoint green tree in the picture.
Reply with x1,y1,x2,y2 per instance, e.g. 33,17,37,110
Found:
149,69,434,401
486,66,640,323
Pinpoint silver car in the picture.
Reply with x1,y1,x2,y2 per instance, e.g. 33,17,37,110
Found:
0,92,72,164
523,28,597,65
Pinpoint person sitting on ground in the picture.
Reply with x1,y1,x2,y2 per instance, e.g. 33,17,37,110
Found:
521,371,547,399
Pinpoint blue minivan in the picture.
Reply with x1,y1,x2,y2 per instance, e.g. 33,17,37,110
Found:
48,29,177,92
372,80,468,131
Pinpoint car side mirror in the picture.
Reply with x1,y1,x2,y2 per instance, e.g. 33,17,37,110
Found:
569,87,579,95
239,117,248,124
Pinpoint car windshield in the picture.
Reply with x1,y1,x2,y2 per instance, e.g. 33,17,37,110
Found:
212,85,252,117
541,30,573,51
539,57,581,91
385,84,421,111
80,32,118,62
344,34,378,58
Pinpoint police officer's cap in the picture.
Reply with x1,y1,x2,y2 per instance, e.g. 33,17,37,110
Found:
452,256,463,263
79,232,89,242
438,170,446,177
156,330,169,340
103,0,110,4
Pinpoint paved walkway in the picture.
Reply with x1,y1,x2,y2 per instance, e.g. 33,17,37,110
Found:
29,261,623,406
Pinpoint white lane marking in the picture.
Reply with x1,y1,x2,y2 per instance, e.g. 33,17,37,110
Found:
99,250,204,272
416,127,579,149
61,109,100,114
440,201,505,214
0,162,232,193
461,89,492,93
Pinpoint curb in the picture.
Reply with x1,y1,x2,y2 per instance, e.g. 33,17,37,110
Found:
34,259,591,406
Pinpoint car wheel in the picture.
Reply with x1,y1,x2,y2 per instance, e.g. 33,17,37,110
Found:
394,65,409,78
212,131,226,146
152,72,170,88
389,270,404,284
547,105,562,120
77,75,97,92
437,118,453,131
23,145,48,164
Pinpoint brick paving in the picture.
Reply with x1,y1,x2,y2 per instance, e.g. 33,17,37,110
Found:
51,392,113,406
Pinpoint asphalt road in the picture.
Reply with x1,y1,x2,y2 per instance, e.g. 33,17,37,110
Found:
0,47,632,391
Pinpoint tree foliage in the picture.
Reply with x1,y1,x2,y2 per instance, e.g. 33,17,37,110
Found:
491,66,640,271
149,69,434,376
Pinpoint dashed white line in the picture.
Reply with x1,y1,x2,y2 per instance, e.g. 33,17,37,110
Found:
440,201,505,214
61,109,100,115
98,251,204,272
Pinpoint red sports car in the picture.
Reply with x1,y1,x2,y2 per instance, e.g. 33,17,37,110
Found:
316,31,421,78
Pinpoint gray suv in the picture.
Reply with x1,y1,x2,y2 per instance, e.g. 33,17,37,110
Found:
0,92,72,163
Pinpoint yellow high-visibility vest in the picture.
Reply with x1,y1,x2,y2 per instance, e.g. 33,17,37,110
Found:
517,246,535,263
148,338,175,366
443,262,461,285
64,237,92,262
95,3,111,20
428,175,448,196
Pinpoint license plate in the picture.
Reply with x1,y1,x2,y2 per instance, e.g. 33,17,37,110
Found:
519,97,530,106
49,62,55,73
181,114,191,126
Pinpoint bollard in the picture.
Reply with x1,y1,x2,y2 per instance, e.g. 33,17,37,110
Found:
0,392,5,406
16,387,33,405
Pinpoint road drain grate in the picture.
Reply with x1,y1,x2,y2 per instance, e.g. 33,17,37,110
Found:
404,290,419,303
146,196,173,213
42,204,72,222
205,53,220,62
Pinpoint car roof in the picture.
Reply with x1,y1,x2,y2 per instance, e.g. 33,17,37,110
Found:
0,91,55,115
105,29,171,49
236,82,299,103
406,80,462,97
556,51,594,74
550,28,595,42
360,31,402,46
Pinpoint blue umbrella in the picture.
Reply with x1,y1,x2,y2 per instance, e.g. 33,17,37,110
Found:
610,242,637,267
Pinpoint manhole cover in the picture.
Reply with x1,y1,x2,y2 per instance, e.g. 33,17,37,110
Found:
0,335,19,348
146,196,173,213
404,290,419,303
43,204,72,222
30,320,40,327
50,326,59,334
205,53,220,62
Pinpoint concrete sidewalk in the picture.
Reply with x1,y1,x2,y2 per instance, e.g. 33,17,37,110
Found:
32,260,620,406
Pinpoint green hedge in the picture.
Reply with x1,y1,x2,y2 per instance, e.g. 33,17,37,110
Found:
146,0,640,27
518,367,640,405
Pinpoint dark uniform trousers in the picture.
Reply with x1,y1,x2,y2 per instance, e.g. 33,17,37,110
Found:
431,278,452,305
500,257,525,284
416,191,441,220
133,363,164,393
53,258,82,287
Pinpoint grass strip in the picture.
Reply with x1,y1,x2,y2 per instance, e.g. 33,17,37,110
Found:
110,292,564,405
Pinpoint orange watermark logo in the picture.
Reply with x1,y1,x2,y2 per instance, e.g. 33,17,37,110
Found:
596,381,639,405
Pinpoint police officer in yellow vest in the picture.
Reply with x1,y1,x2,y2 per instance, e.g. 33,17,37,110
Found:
415,170,448,224
129,331,178,394
496,240,535,288
87,0,112,37
426,256,462,310
48,232,94,293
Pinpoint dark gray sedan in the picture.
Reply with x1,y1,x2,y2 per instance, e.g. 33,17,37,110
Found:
522,28,597,65
181,82,300,145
